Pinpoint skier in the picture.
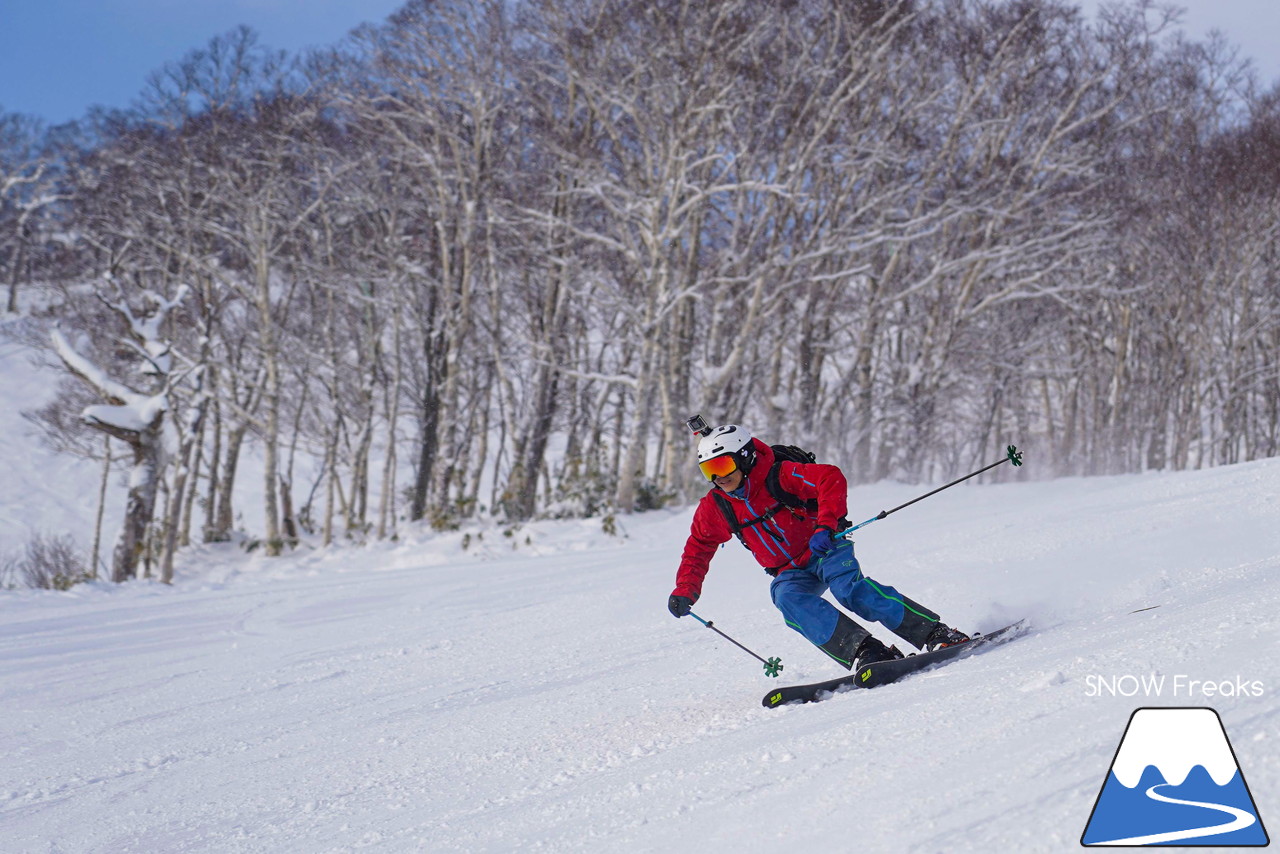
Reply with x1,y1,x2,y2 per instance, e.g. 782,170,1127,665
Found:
667,423,971,671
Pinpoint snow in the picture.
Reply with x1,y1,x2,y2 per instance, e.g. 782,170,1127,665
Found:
50,326,138,407
0,337,116,547
83,400,165,435
2,343,1279,852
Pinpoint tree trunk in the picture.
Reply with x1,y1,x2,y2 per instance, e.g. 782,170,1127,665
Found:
256,248,282,556
409,380,441,522
615,352,654,514
90,436,112,580
110,424,164,583
7,231,27,314
505,364,560,521
213,424,248,540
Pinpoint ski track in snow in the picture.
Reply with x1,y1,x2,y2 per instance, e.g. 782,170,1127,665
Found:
1,343,1278,851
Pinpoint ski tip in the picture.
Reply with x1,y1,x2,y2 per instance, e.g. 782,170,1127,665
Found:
982,617,1029,634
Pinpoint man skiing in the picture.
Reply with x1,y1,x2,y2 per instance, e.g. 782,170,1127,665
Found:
667,422,971,671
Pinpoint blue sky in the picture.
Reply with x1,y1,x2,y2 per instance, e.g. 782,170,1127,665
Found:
1076,0,1280,86
2,1,1278,126
0,0,406,125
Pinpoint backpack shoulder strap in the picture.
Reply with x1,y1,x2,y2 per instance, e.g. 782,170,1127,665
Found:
710,490,740,533
765,460,819,512
765,459,850,531
710,490,750,550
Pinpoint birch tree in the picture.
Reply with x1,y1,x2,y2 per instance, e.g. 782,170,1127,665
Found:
50,284,188,582
348,0,515,524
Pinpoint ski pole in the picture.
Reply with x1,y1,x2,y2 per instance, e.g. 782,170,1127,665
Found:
688,611,784,677
840,444,1024,538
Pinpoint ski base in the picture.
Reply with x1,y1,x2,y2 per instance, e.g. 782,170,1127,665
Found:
762,619,1027,708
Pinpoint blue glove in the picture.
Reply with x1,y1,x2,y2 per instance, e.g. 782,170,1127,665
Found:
808,526,837,557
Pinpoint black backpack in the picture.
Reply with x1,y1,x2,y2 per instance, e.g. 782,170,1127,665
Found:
710,444,848,574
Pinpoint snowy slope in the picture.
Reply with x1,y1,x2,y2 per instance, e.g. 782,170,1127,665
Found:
1,460,1277,852
0,335,115,551
2,345,1279,852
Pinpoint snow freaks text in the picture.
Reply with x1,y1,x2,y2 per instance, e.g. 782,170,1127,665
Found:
1085,674,1266,699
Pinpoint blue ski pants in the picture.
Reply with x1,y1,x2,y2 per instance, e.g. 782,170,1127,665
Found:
769,539,909,648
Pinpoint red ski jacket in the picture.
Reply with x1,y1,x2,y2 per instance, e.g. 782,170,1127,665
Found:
673,439,849,599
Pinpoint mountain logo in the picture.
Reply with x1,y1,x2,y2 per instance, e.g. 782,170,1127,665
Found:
1081,707,1269,847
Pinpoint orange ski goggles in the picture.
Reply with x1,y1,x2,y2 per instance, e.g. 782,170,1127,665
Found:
698,454,739,481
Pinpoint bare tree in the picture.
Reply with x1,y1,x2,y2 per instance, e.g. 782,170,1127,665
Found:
20,0,1280,559
50,284,188,582
0,112,67,314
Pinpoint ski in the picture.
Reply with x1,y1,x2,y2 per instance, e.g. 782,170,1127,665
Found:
762,619,1027,708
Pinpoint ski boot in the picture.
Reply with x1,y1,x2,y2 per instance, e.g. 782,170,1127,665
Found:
923,622,971,652
852,634,903,670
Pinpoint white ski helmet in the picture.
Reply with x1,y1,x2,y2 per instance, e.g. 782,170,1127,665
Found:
696,424,757,480
696,424,752,462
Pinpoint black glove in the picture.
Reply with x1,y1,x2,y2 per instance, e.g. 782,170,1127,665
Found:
668,594,696,618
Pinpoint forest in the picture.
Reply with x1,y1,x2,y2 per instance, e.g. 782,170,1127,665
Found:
1,0,1277,585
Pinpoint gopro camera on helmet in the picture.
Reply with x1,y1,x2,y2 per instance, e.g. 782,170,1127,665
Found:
685,414,712,437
